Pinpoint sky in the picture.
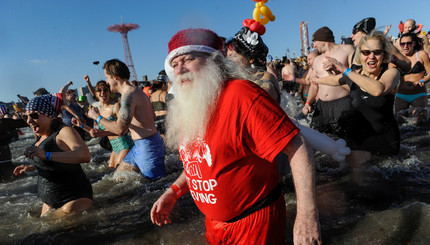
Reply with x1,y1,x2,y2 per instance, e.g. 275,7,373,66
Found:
1,0,430,103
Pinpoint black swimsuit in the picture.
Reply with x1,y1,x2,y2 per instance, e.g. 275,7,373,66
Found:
345,63,400,155
34,124,93,209
402,51,425,75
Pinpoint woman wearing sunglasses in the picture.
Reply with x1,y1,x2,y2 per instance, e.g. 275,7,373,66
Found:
311,31,400,170
73,81,134,169
395,32,430,125
13,94,93,217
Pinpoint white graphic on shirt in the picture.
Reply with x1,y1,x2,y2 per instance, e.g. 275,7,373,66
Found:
179,138,218,205
179,138,212,179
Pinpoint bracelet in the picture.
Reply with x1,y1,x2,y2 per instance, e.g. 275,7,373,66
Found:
343,68,352,77
305,101,311,106
170,184,183,199
45,152,52,161
81,123,85,129
293,77,296,83
75,115,79,118
96,116,103,124
419,79,425,84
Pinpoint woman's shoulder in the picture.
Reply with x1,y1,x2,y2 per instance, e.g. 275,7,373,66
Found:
418,50,430,60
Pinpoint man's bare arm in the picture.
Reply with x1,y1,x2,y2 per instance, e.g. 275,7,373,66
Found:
282,133,321,244
89,93,133,136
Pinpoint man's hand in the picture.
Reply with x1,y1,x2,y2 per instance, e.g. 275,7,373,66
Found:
302,103,312,115
293,211,322,245
150,189,178,227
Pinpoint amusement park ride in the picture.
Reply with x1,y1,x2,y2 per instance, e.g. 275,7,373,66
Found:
107,19,139,82
300,21,310,57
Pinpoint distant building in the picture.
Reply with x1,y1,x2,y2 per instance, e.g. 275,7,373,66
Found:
78,86,90,97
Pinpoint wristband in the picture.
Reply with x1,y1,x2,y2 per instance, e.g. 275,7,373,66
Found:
170,184,183,199
305,101,311,106
96,116,103,124
45,152,52,161
343,68,352,77
419,79,425,84
81,123,85,129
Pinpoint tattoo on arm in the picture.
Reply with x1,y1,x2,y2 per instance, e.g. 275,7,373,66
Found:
118,94,133,125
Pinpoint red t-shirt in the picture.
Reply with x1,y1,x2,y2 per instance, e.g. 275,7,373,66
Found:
179,79,299,222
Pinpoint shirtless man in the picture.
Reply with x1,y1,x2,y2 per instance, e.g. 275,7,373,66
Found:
88,59,166,180
306,27,355,138
281,59,297,94
301,50,320,113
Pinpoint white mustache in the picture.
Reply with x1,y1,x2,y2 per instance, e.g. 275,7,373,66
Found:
176,72,194,84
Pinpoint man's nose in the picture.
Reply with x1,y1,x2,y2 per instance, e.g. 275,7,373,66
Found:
174,62,187,75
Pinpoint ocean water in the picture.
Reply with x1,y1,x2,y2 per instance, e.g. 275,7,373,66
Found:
1,90,430,245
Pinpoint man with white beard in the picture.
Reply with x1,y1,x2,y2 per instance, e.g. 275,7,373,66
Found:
150,28,321,245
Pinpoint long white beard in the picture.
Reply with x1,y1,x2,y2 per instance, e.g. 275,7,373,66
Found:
165,60,224,150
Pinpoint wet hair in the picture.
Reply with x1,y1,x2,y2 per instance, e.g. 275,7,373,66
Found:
355,31,392,65
150,80,167,92
50,118,65,133
130,80,138,86
33,88,49,96
399,32,423,51
103,59,130,80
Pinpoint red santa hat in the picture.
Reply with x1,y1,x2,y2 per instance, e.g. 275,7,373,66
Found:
164,28,224,82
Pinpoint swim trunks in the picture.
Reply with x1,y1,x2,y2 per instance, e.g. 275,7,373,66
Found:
123,132,166,180
154,115,166,134
311,96,353,138
110,134,134,154
205,194,287,245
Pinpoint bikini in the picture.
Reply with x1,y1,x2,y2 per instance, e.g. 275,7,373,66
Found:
151,92,167,112
151,92,167,134
396,51,427,104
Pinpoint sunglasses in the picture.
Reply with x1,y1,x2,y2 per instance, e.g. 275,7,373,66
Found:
96,88,109,93
23,113,39,121
360,49,384,56
399,42,413,47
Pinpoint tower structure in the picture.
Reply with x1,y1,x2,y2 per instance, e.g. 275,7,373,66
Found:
300,21,310,57
107,21,139,81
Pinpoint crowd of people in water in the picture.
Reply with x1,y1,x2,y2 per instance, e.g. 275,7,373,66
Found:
0,16,429,244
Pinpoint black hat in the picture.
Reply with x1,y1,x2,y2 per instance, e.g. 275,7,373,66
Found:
232,27,268,59
312,27,335,43
353,17,376,34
